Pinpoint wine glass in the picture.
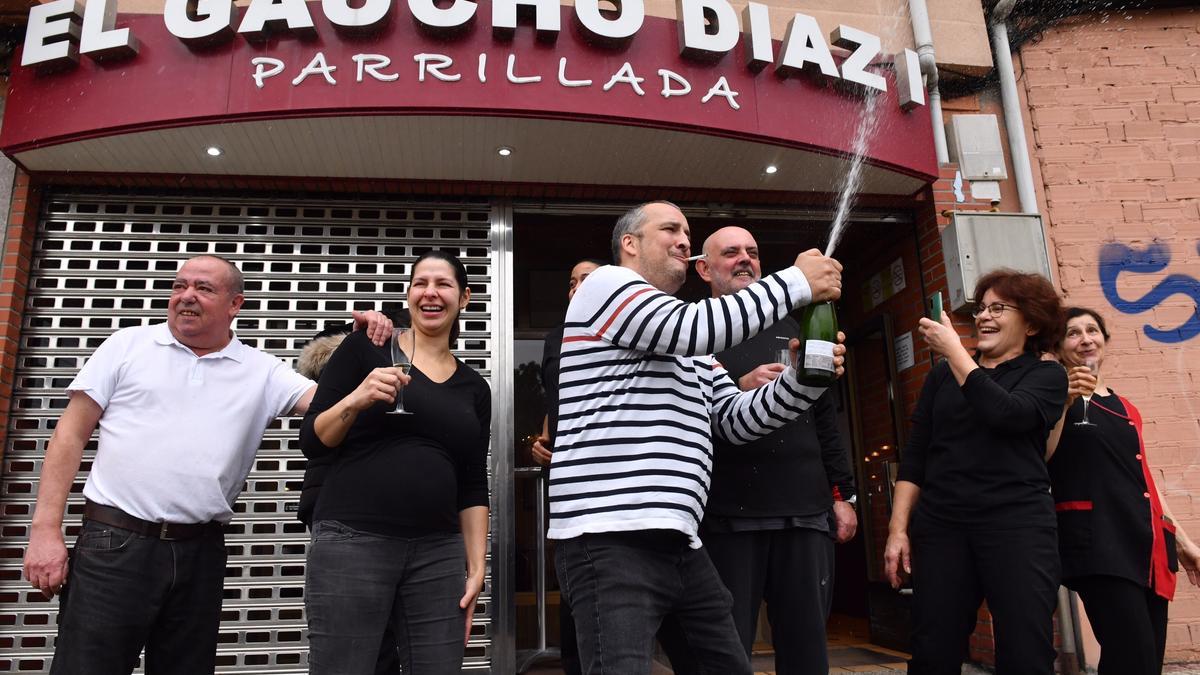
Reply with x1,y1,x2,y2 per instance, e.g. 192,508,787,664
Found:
387,328,413,415
776,347,795,369
1073,357,1099,427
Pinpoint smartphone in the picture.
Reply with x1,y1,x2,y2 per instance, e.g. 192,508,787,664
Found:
927,291,944,321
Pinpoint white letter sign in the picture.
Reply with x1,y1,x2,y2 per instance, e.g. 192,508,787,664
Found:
353,54,399,81
831,25,885,93
251,56,285,88
895,48,925,110
740,2,771,71
658,69,690,98
414,53,461,82
21,0,83,70
676,0,737,61
574,0,643,45
775,13,838,79
238,0,317,41
603,61,645,96
701,75,739,109
292,51,338,85
408,0,476,34
492,0,561,42
165,0,238,47
323,0,391,32
80,0,140,61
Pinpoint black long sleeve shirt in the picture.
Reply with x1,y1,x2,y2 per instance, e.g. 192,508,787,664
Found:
299,331,491,537
1049,393,1178,596
541,323,565,443
897,352,1066,529
704,317,856,521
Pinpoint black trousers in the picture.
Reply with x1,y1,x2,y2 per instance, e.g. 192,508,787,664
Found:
1071,575,1168,675
556,531,751,675
50,520,227,675
559,593,582,675
660,527,834,675
908,519,1060,675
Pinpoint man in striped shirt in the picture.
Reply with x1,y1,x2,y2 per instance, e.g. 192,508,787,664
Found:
547,201,845,674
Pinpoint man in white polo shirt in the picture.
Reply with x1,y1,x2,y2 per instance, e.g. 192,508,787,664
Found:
21,255,391,675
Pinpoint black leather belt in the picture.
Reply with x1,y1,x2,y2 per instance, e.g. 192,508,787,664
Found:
83,500,224,541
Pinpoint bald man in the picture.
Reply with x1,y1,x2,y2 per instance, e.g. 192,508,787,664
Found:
662,226,858,675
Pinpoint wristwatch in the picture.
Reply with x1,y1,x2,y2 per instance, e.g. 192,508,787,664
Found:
841,494,857,506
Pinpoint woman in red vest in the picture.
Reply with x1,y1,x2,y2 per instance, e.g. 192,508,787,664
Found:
1047,307,1200,675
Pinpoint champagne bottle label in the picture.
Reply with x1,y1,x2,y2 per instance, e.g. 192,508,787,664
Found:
803,340,835,372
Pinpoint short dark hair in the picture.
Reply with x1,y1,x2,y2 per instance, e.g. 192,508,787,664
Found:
973,269,1064,353
409,250,470,348
1063,307,1111,342
575,257,607,269
190,255,244,295
611,201,680,264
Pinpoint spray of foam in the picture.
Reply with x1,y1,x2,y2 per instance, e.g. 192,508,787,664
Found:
825,89,885,257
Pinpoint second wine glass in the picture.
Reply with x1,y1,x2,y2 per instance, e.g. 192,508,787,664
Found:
388,328,413,415
1073,358,1099,427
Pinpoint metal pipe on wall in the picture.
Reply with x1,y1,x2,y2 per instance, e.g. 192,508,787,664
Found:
990,0,1040,214
908,0,948,164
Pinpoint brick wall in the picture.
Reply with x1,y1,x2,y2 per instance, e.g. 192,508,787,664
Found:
1019,6,1200,664
0,171,40,460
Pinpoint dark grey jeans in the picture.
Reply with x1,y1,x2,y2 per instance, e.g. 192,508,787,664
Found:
305,520,466,675
50,519,227,675
554,530,751,675
661,526,835,675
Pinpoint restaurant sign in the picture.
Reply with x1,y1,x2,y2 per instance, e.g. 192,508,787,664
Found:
22,0,926,110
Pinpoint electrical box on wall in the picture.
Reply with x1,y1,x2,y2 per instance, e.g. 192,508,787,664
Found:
941,213,1052,312
946,114,1008,181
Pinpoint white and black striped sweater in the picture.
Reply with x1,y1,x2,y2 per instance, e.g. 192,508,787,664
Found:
546,264,828,548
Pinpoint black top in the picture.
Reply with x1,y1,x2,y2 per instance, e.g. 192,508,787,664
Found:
1048,393,1178,592
541,323,565,441
897,352,1067,529
703,317,856,522
299,330,491,537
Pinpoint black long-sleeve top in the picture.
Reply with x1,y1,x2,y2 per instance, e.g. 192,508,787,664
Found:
541,323,565,443
897,352,1067,529
1048,393,1178,599
704,317,856,521
299,330,490,537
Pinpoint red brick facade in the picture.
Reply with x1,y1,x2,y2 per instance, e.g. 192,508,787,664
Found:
0,171,39,457
1019,6,1200,664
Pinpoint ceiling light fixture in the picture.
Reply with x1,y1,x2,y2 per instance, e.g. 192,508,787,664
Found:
764,164,778,174
497,146,514,157
205,146,223,157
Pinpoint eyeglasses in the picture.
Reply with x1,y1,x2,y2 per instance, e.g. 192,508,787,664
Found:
971,302,1019,318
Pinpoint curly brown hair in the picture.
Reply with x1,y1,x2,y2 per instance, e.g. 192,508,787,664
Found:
972,269,1064,354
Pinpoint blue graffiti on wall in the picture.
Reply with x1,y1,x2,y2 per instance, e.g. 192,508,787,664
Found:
1098,241,1200,344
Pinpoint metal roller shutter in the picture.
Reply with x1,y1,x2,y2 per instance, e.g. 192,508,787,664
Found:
0,192,499,673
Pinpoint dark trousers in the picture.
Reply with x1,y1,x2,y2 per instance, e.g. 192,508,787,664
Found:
305,521,466,675
559,591,582,675
1071,575,1168,675
302,516,401,675
908,520,1060,675
554,531,750,675
50,519,227,675
661,527,834,675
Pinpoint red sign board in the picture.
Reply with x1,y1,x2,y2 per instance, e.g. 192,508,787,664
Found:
4,8,937,182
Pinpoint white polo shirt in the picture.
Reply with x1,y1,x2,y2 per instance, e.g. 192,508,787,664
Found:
69,323,313,524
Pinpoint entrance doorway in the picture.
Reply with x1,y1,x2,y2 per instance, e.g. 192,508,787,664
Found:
507,203,921,672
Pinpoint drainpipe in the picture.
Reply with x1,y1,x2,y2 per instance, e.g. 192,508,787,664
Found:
908,0,948,163
990,0,1039,214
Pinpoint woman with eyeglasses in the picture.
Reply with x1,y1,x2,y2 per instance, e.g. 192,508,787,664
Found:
883,269,1067,674
1045,307,1200,675
300,250,490,675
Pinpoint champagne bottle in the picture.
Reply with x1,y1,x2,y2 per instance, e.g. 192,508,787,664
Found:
798,301,838,387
